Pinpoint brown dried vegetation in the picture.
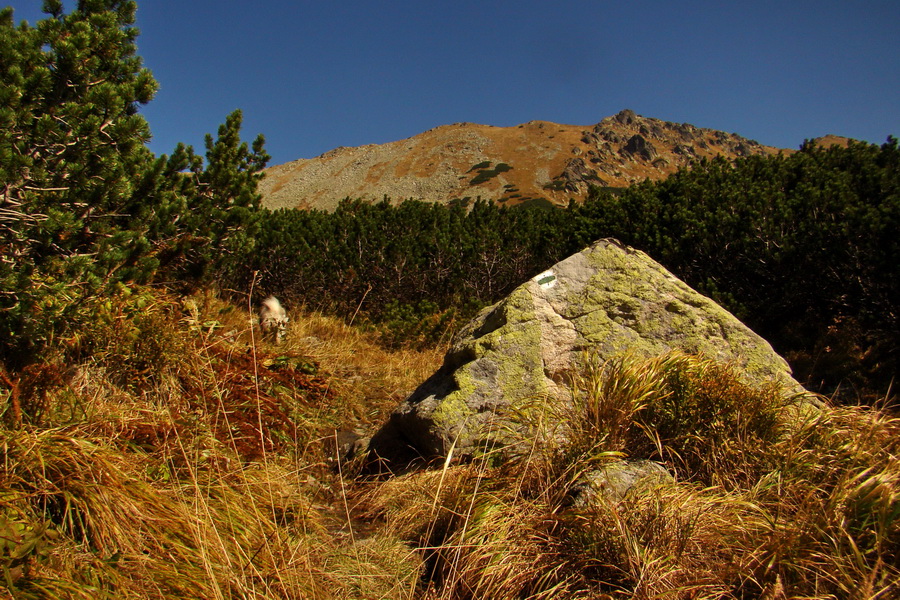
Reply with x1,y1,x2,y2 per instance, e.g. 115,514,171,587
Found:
0,287,896,599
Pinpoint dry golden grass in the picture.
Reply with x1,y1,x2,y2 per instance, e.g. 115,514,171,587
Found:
0,287,439,599
362,351,899,600
285,305,447,428
1,289,897,599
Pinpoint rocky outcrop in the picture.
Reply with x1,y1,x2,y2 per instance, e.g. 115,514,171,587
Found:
612,108,639,126
369,239,808,464
555,157,605,192
621,134,658,161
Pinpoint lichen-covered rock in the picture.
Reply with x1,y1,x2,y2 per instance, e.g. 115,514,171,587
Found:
570,460,674,506
369,239,808,463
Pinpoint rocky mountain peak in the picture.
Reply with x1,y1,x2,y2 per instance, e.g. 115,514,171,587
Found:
259,111,788,212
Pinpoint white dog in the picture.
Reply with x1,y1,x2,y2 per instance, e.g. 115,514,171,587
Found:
259,296,289,343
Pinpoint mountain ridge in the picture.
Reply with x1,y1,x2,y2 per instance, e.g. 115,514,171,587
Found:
259,110,825,211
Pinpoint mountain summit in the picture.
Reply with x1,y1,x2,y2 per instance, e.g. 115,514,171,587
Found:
259,110,786,211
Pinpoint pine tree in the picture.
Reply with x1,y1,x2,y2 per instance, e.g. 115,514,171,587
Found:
0,1,158,355
0,1,269,363
168,109,270,281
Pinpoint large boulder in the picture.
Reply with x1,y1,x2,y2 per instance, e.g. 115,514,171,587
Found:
370,239,807,463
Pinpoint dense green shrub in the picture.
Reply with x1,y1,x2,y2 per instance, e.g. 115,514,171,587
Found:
580,140,900,399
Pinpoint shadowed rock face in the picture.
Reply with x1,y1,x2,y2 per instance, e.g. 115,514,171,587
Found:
621,134,658,161
369,239,807,465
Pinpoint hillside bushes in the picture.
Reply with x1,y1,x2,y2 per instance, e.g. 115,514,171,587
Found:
233,140,899,401
231,197,575,341
583,140,899,400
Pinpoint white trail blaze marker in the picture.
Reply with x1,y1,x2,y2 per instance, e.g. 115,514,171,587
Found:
534,270,557,289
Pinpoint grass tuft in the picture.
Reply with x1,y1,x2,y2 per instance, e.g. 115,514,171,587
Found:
361,350,898,598
0,287,439,599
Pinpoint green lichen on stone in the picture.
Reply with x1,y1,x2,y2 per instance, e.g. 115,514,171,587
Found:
558,240,797,392
428,287,547,445
378,238,808,461
429,387,474,435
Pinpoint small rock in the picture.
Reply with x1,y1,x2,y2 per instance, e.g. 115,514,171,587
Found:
325,429,371,467
570,459,674,506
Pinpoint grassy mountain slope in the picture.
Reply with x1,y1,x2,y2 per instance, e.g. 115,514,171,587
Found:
259,110,789,211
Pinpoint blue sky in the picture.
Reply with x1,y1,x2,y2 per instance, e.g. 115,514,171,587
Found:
6,1,900,166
